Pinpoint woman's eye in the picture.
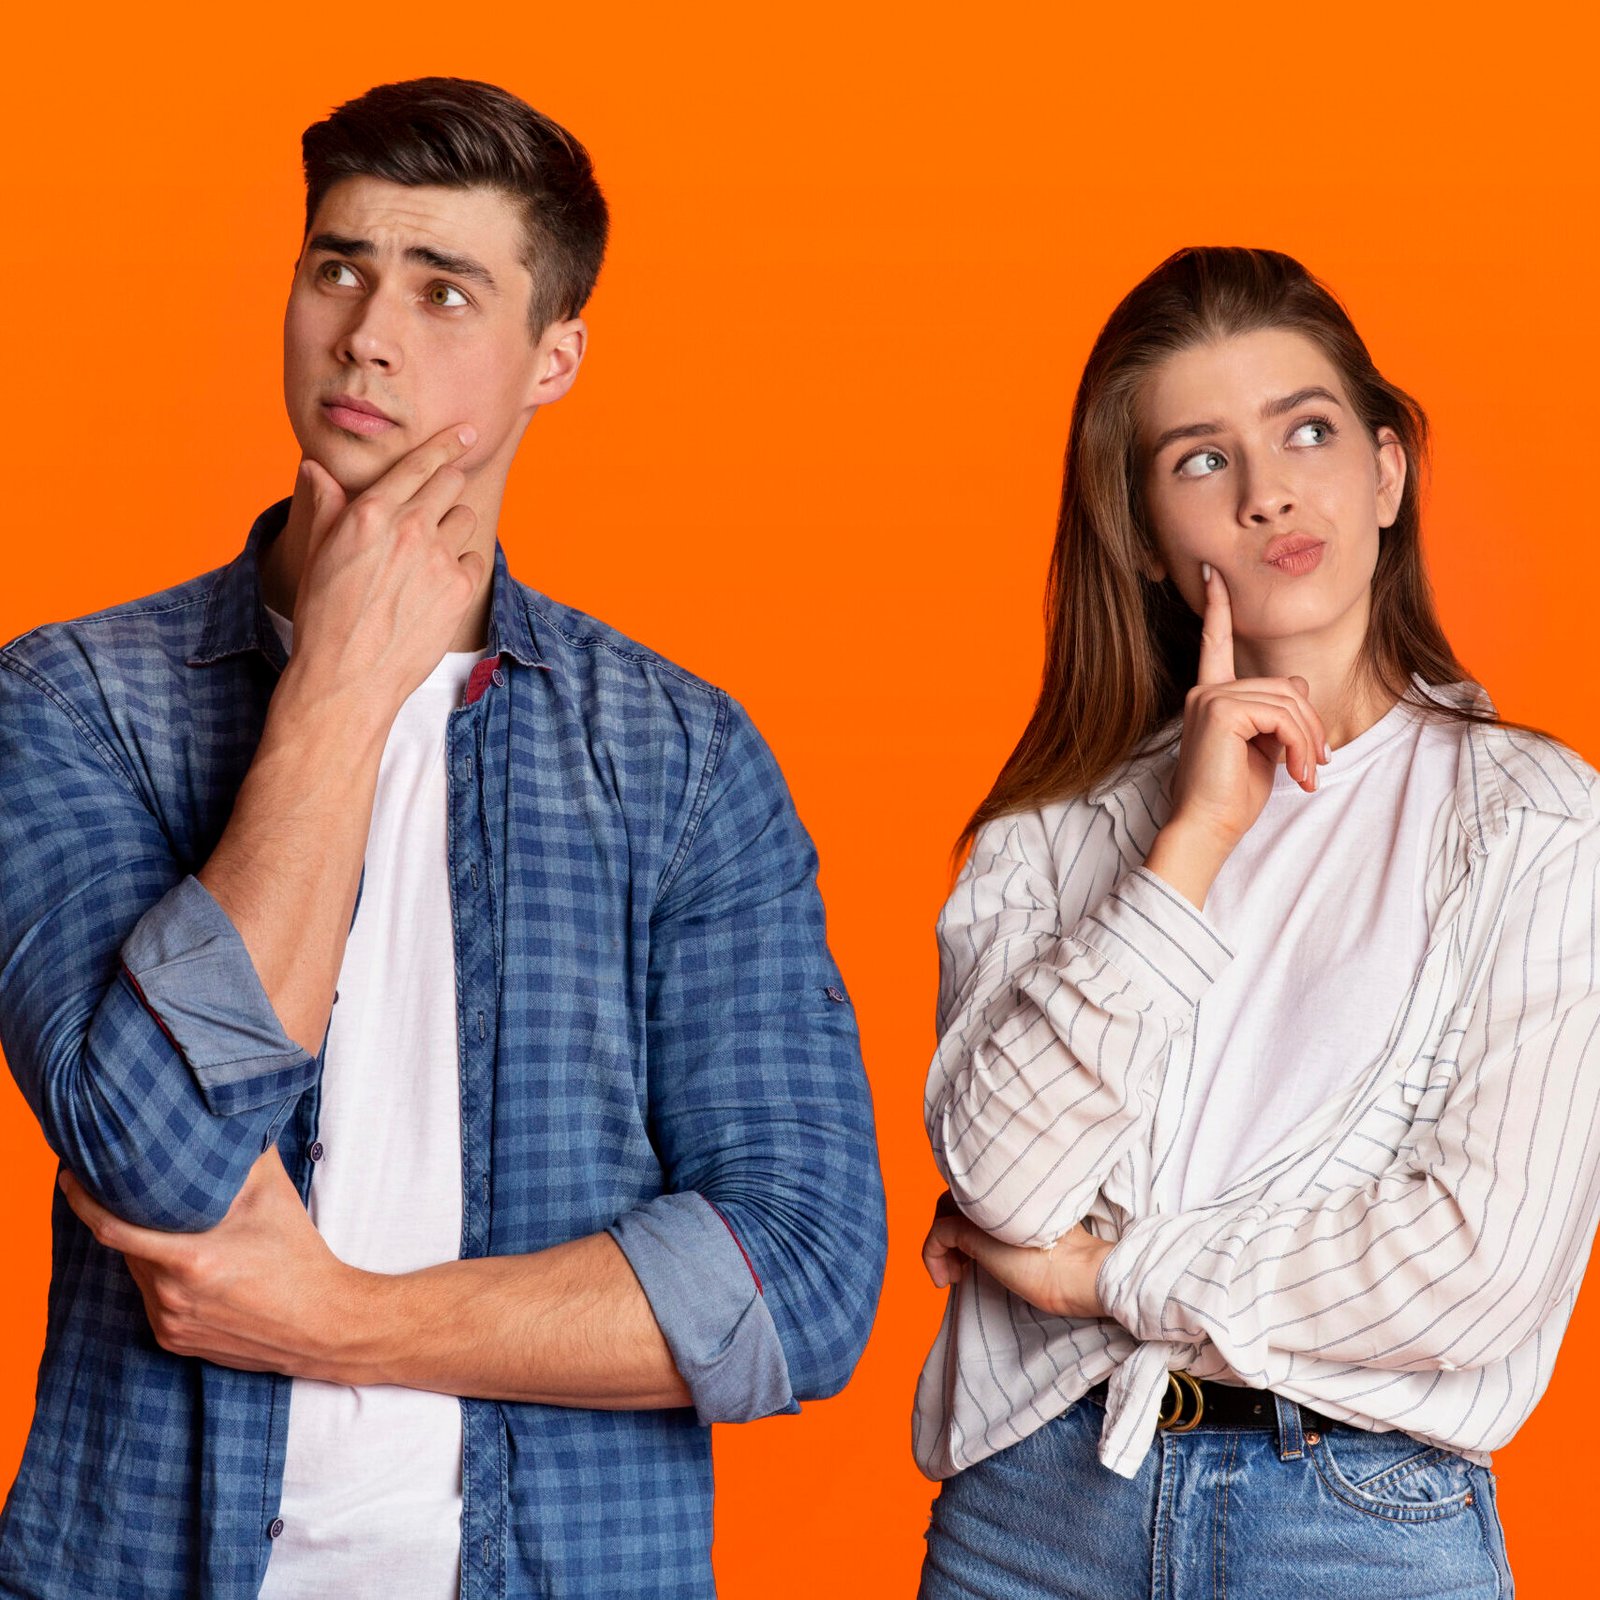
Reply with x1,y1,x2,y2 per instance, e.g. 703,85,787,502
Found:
1289,418,1334,446
318,261,359,287
1177,449,1226,479
428,283,469,308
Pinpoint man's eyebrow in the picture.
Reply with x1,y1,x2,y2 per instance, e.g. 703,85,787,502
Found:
306,232,500,293
1148,386,1345,457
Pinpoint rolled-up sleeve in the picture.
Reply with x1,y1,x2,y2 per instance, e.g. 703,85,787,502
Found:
121,874,319,1114
0,657,315,1231
608,1192,796,1422
625,693,886,1419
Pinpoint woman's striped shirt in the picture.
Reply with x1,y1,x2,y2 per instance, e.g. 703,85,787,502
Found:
915,678,1600,1480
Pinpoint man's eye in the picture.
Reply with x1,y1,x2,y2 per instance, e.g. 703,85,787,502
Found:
1177,448,1226,479
318,261,360,287
428,283,469,308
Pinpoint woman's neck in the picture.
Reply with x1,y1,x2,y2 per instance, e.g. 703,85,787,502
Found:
1231,638,1399,752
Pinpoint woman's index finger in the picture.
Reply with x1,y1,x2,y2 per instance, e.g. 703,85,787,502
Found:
1196,561,1236,685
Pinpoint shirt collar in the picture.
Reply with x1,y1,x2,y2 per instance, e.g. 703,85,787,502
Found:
187,495,547,673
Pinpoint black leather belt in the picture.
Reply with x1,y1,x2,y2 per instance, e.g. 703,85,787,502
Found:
1084,1376,1333,1435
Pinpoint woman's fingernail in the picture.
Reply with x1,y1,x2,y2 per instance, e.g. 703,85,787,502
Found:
1322,741,1332,762
1201,561,1213,582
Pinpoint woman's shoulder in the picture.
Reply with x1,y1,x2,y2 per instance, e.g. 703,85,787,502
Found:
964,735,1176,877
1436,681,1600,825
1393,674,1594,828
1471,720,1599,825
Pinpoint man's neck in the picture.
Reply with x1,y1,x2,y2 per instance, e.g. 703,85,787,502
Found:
259,472,501,654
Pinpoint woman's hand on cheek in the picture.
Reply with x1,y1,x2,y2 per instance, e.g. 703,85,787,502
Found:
922,1197,1115,1319
1147,562,1334,910
1171,562,1330,836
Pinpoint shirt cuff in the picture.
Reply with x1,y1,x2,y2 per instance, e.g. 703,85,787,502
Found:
1096,1208,1212,1344
119,874,318,1116
1068,865,1235,1028
607,1192,799,1425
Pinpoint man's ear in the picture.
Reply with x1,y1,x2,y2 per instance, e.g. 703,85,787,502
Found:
524,317,588,410
1375,424,1407,529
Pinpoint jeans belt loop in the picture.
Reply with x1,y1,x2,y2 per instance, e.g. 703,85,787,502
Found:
1274,1391,1307,1460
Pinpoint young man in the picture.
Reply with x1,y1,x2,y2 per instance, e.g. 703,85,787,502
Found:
0,77,886,1599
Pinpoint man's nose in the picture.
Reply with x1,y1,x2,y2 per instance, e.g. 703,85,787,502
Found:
337,291,403,371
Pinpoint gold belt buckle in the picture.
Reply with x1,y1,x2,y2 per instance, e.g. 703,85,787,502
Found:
1157,1370,1205,1434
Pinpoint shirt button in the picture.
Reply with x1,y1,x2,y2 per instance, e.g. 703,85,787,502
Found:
491,667,506,687
268,1518,285,1539
309,1142,325,1162
825,986,847,1004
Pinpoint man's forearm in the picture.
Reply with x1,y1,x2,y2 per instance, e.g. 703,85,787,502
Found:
197,670,390,1058
195,437,486,1061
331,1232,692,1409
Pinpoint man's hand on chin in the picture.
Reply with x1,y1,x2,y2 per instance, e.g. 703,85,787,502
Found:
59,1149,373,1383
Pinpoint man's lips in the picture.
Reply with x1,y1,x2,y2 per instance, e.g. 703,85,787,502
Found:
322,393,396,422
321,395,399,435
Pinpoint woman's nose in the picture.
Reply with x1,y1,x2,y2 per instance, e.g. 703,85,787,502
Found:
1236,458,1296,524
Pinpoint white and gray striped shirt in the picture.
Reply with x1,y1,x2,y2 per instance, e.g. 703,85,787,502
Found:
915,676,1600,1481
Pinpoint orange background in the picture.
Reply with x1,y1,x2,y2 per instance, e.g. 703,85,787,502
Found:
5,2,1599,1592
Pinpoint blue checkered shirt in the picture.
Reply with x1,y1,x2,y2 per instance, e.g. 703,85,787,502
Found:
0,499,886,1598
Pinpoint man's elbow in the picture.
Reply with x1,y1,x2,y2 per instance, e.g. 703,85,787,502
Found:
57,1158,241,1235
40,1067,248,1234
778,1228,887,1403
786,1318,873,1404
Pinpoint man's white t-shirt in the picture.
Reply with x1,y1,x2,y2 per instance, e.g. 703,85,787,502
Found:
1152,692,1462,1212
259,607,483,1599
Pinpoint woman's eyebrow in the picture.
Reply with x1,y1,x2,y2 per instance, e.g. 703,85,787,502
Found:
1149,385,1344,457
1260,385,1341,419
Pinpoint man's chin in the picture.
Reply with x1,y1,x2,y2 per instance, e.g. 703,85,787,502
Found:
308,432,410,499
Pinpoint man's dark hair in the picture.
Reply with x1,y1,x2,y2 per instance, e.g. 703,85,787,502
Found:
301,77,609,339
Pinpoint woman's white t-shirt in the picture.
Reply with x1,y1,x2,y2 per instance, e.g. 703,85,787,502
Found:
1151,692,1462,1212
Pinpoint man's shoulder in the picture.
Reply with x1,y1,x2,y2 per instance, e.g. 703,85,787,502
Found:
1,566,221,691
514,579,737,725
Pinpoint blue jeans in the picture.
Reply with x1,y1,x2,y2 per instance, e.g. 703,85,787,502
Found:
920,1388,1515,1598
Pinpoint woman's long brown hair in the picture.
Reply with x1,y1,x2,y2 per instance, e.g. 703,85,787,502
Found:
959,246,1561,859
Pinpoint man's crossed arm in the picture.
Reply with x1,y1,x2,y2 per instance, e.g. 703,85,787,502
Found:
61,1152,692,1408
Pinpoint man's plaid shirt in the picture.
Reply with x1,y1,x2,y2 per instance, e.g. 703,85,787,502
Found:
0,498,886,1598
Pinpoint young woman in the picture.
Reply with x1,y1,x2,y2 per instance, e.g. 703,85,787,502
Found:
912,246,1598,1598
